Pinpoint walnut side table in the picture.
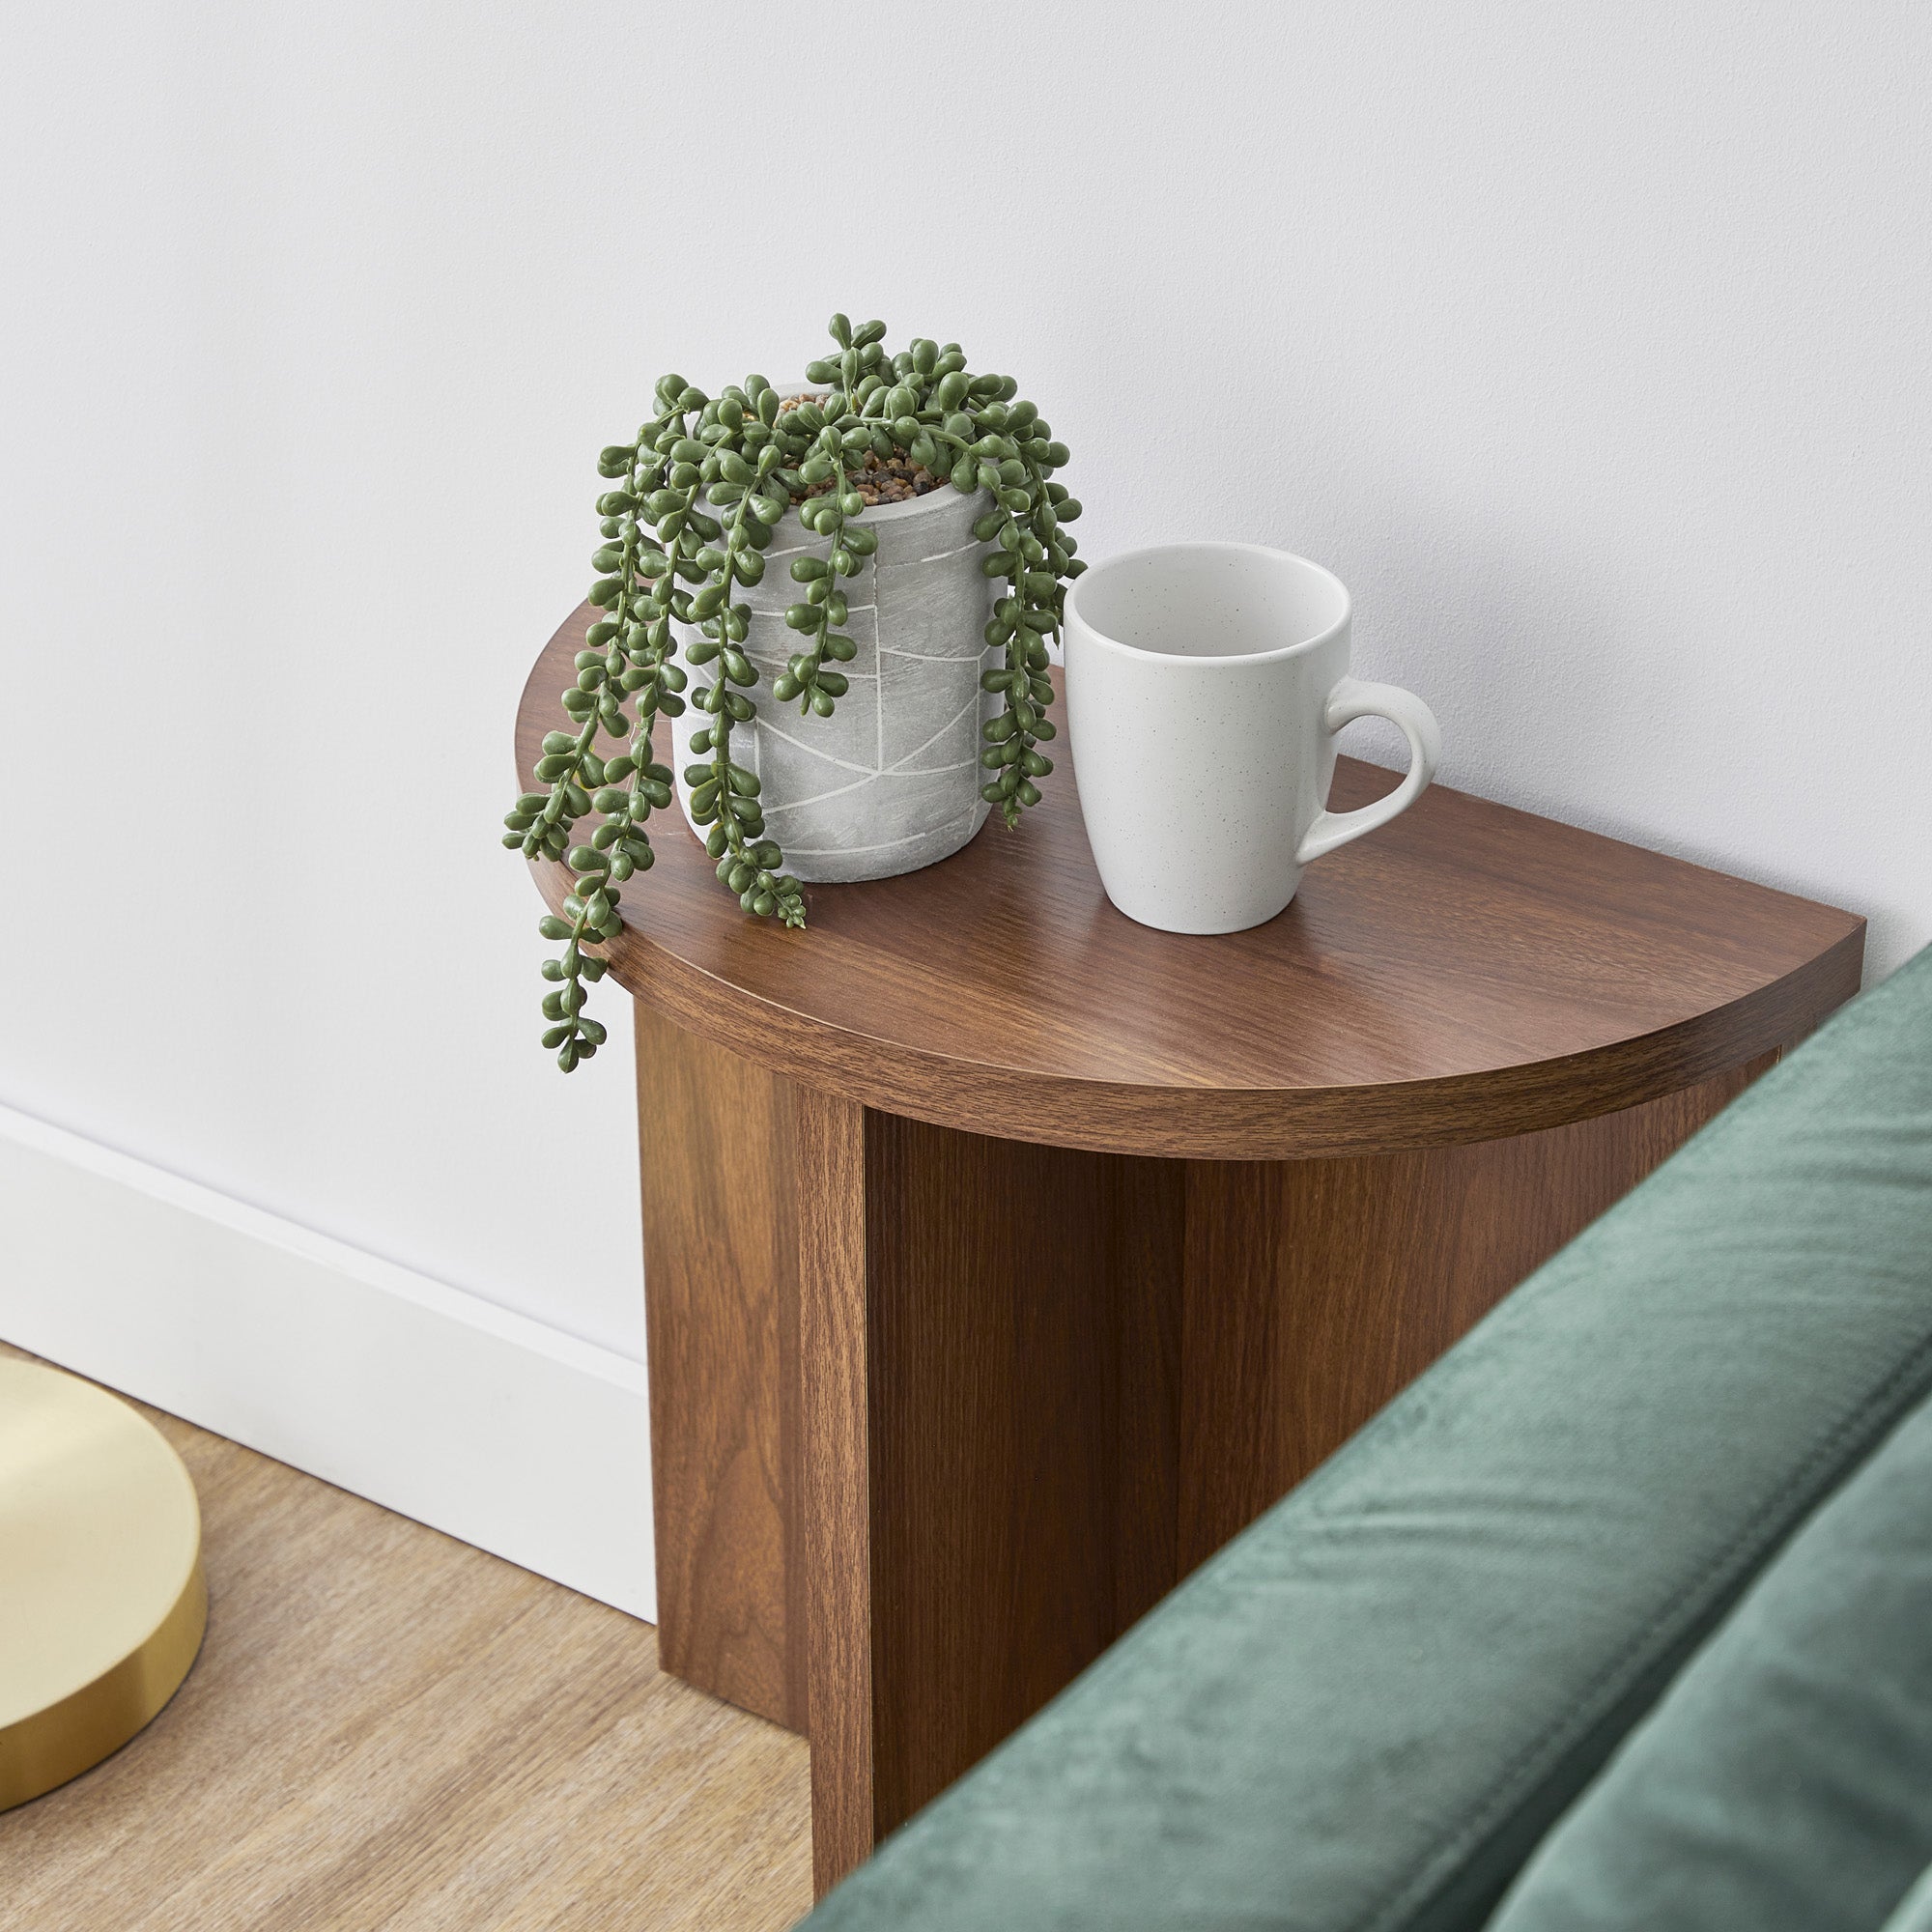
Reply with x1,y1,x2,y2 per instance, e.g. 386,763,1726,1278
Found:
520,606,1864,1896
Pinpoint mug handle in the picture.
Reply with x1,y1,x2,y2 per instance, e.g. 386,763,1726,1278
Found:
1294,677,1442,867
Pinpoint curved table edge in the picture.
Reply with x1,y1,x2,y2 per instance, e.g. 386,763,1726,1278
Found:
516,606,1865,1158
523,849,1861,1156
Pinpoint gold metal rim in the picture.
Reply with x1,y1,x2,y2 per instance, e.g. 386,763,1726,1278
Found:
0,1554,207,1811
0,1362,209,1812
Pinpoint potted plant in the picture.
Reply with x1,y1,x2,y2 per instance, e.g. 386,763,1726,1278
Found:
503,315,1084,1069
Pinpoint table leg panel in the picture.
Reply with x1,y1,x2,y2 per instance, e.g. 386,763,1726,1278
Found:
858,1119,1180,1841
634,1003,804,1731
796,1086,872,1897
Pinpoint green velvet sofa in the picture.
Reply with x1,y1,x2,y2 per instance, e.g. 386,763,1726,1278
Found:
804,944,1932,1932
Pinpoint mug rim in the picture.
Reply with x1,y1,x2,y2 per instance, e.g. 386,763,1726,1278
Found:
1065,541,1352,668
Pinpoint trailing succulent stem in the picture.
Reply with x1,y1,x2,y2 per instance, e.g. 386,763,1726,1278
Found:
505,314,1082,1070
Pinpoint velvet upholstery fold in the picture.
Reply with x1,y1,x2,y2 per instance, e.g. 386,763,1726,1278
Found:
1487,1379,1932,1931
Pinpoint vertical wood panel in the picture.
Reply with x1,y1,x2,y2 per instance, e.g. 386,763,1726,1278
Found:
1105,1157,1187,1632
634,1002,801,1729
1177,1060,1769,1571
863,1119,1127,1840
794,1117,1191,1894
794,1086,872,1897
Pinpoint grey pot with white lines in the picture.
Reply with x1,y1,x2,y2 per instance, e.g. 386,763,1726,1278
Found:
669,477,1000,883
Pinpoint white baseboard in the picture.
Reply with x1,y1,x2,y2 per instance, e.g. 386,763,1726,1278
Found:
0,1101,654,1621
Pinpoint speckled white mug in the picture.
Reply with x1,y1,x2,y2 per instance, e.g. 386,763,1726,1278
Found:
1064,543,1440,934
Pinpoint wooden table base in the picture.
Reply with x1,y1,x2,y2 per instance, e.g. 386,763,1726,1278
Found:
636,1003,1770,1895
519,599,1861,1897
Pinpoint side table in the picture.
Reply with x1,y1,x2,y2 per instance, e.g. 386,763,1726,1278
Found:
519,606,1864,1895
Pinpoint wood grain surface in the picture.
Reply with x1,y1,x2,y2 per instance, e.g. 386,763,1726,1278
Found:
518,603,1864,1159
792,1088,872,1901
637,1004,805,1732
0,1344,809,1932
859,1120,1178,1848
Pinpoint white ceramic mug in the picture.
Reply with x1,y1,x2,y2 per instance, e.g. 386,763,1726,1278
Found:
1064,543,1440,934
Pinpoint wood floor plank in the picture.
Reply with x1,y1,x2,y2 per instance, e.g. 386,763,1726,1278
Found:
0,1344,810,1931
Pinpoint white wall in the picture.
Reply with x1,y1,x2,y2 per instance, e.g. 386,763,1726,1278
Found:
4,1,1928,1365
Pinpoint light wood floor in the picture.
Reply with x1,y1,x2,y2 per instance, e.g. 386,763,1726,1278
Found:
0,1344,811,1930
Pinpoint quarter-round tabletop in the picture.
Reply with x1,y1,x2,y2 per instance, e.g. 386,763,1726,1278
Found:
519,601,1865,1898
518,601,1863,1160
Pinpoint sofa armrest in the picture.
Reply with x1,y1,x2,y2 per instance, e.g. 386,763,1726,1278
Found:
805,948,1932,1932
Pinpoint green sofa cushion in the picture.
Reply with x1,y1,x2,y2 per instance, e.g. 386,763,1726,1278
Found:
1487,1380,1932,1931
805,945,1932,1932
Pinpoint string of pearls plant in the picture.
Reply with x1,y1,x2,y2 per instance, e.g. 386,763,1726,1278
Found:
504,315,1084,1070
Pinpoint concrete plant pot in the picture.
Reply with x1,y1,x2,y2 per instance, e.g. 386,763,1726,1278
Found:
670,475,999,883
